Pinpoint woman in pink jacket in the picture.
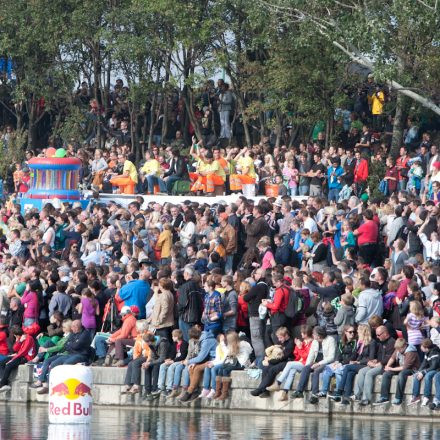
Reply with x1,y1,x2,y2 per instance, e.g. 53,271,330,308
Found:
21,280,40,327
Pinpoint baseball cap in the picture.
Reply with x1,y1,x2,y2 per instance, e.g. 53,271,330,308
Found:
121,306,131,315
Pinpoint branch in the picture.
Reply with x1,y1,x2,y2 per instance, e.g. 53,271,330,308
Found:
414,0,437,10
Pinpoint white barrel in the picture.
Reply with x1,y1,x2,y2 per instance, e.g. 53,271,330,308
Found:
48,365,93,424
48,423,91,440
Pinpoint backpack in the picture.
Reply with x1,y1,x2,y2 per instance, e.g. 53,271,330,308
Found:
283,286,304,320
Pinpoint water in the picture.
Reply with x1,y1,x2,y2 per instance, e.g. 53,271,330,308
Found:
1,403,440,440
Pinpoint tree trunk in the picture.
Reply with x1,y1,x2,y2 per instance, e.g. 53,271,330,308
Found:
391,92,407,156
275,110,283,148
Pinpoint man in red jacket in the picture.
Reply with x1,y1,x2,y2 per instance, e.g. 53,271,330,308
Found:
262,273,290,344
354,150,369,197
0,325,37,392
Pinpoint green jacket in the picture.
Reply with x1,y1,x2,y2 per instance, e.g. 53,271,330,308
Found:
44,335,69,359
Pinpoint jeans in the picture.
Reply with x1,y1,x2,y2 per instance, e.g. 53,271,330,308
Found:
298,185,309,196
328,188,340,202
225,255,233,274
412,370,437,397
336,363,364,397
277,361,305,390
380,369,413,400
354,366,383,401
144,363,161,393
0,356,25,387
94,334,110,358
249,317,265,366
158,362,185,390
124,357,146,386
0,355,9,363
296,364,326,394
38,354,65,382
398,179,407,192
219,111,231,138
165,175,182,194
178,318,192,342
256,362,287,392
203,364,223,390
146,175,167,194
49,354,88,370
288,186,298,196
321,364,345,394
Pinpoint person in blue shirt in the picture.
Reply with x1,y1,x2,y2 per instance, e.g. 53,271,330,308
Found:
327,159,344,202
117,271,150,319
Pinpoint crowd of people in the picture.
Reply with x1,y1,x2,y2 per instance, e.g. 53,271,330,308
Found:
1,73,440,411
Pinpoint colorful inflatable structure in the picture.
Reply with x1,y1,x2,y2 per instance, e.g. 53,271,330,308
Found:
20,148,89,212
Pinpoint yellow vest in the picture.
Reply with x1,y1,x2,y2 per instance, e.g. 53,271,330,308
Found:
140,159,160,177
237,156,256,178
123,160,138,183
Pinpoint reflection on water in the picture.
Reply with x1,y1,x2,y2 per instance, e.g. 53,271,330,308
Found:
1,403,440,440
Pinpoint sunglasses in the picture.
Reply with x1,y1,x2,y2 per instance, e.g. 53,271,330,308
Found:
346,330,355,334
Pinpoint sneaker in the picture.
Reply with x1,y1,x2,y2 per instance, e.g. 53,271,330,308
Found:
166,389,180,399
373,397,389,406
36,387,49,395
392,399,402,406
429,402,438,411
206,389,216,399
29,382,43,389
199,389,210,399
359,400,370,406
0,385,11,392
291,391,303,399
340,398,350,405
266,382,281,392
407,396,421,406
188,391,199,402
178,391,191,402
421,396,430,406
259,391,270,398
151,390,161,397
92,358,105,366
328,392,342,402
143,393,153,401
309,395,319,405
350,395,361,402
250,389,262,397
317,392,327,398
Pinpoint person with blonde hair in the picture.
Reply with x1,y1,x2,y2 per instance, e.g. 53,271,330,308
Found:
328,324,377,404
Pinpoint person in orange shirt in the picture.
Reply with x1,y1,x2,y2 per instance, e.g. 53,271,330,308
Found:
189,144,225,194
13,163,23,193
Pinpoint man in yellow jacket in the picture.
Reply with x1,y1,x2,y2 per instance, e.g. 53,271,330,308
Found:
140,150,166,194
189,150,226,194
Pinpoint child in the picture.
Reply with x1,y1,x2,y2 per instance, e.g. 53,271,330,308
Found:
404,300,427,361
169,326,202,399
317,301,338,342
12,163,23,193
157,329,189,396
282,159,299,196
334,293,355,337
407,159,423,194
409,338,440,407
383,279,398,320
194,250,208,274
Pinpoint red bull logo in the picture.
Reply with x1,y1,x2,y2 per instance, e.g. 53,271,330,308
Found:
50,378,92,400
49,377,92,418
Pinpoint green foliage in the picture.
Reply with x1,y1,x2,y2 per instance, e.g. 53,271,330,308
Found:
367,158,387,200
0,128,27,180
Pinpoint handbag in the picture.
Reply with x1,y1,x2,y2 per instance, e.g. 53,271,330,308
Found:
223,355,239,367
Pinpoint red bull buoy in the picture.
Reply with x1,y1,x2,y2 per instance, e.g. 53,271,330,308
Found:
48,365,93,424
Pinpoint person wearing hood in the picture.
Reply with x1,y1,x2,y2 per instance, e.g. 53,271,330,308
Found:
0,324,37,392
355,276,383,325
409,338,440,407
142,333,172,401
178,330,217,402
373,338,420,406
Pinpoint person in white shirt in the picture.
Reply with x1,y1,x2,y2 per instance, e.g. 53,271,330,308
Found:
419,231,440,262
